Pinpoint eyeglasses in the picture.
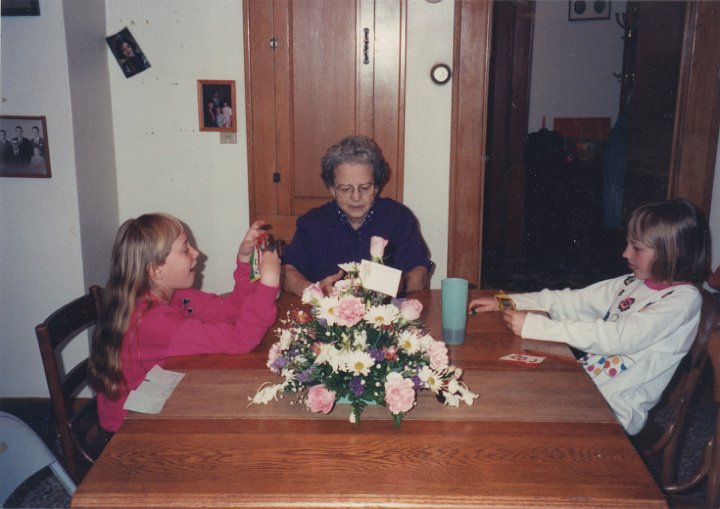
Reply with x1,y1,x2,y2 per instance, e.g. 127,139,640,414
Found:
333,183,375,197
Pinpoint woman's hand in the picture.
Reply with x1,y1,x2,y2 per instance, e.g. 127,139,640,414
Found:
319,270,343,295
259,250,281,288
468,297,498,314
501,309,528,336
237,220,268,263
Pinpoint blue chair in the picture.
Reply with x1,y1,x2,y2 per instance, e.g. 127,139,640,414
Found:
0,411,76,505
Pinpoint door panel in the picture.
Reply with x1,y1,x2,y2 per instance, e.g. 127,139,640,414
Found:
244,0,406,242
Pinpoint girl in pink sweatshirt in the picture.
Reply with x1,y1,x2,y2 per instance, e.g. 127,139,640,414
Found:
89,213,280,432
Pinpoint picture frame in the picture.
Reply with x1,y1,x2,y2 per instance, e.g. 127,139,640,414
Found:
1,0,40,16
197,80,236,132
0,115,51,178
568,1,611,21
106,27,151,78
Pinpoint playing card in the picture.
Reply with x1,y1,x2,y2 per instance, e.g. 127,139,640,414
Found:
499,352,545,367
495,291,516,311
249,232,270,282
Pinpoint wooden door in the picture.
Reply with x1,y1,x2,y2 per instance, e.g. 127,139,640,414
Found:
622,1,687,217
243,0,406,242
450,0,720,287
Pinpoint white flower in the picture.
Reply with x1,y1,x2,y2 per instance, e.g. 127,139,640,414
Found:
364,304,400,328
315,343,339,369
250,382,284,405
317,295,340,326
458,384,479,405
278,328,293,350
301,282,324,305
442,391,462,407
338,262,358,273
397,330,421,354
418,366,443,393
353,329,368,348
342,350,375,376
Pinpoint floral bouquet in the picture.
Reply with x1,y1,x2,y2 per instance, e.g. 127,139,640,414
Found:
250,237,478,425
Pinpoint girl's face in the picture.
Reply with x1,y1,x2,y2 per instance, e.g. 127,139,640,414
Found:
623,238,656,281
153,232,200,296
120,42,135,58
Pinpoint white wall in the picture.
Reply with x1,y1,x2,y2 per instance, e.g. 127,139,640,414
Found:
528,0,627,131
0,0,87,397
404,0,454,283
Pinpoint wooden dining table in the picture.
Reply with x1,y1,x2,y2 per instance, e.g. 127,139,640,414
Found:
72,289,666,508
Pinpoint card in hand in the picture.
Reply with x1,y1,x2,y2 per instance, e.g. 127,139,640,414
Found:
499,352,545,367
249,232,270,282
495,291,516,311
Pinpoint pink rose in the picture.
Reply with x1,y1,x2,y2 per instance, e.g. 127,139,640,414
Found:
384,372,416,414
306,384,336,414
333,295,366,327
399,299,423,321
302,282,324,304
370,236,388,262
427,340,449,371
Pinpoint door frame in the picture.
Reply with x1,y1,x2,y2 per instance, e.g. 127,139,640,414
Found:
448,0,720,287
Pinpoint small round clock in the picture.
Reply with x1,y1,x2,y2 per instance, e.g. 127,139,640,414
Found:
430,63,452,85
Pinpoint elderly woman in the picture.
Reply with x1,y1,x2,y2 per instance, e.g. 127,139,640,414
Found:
282,135,432,296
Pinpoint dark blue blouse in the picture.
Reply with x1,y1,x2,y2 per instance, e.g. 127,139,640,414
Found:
282,197,432,283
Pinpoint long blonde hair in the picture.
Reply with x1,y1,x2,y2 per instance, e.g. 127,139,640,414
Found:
89,213,183,399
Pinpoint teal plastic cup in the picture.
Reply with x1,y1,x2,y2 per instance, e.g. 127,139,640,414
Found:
441,278,468,345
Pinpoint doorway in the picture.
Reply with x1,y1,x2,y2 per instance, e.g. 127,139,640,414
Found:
481,0,686,292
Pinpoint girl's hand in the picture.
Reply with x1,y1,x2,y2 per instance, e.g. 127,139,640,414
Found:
502,309,528,336
468,297,498,314
237,220,268,263
259,250,281,288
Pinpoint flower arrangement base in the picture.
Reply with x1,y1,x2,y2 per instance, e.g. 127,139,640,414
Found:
336,396,377,406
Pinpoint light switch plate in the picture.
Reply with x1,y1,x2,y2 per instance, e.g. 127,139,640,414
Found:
220,132,237,144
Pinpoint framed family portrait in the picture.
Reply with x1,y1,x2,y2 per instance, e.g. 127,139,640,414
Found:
568,1,611,21
0,115,51,178
106,27,151,78
197,80,236,132
1,0,40,16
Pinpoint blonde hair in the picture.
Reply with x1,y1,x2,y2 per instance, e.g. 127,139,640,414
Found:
627,199,709,284
89,213,183,399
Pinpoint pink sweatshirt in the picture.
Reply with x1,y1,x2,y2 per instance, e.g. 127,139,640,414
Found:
97,262,277,432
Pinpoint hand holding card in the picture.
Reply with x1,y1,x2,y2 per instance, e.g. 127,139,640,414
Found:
495,291,516,311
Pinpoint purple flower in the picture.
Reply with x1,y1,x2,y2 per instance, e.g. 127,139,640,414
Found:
297,367,313,384
369,348,385,362
349,376,365,396
271,356,288,370
412,375,422,390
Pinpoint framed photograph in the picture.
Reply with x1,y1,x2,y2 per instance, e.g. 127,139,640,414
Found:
106,27,151,78
1,0,40,16
0,115,51,178
569,1,611,21
198,80,236,132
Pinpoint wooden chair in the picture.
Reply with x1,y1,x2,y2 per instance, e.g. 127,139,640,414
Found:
638,290,720,486
35,285,111,483
663,328,720,508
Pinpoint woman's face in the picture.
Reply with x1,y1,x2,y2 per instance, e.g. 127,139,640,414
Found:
329,163,377,228
120,42,135,58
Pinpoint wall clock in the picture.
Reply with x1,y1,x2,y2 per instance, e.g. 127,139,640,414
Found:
430,63,452,85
